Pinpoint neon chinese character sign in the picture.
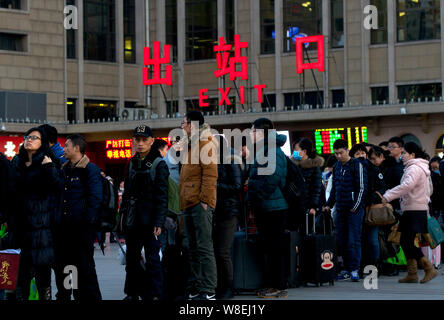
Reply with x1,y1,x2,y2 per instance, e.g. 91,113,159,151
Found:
106,139,133,160
143,41,172,86
296,35,325,74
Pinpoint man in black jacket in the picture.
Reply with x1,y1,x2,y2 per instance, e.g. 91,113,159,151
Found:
387,137,405,212
54,134,103,301
120,125,169,301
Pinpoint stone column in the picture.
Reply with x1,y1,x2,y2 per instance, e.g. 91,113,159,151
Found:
157,0,167,117
177,0,186,116
274,0,283,111
387,0,396,102
77,0,84,122
117,0,125,118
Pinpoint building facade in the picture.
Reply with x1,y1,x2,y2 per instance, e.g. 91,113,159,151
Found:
1,0,444,178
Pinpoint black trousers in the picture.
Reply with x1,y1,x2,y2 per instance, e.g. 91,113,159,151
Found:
53,228,102,301
213,215,238,292
255,209,287,291
124,227,163,299
17,262,52,300
400,231,424,261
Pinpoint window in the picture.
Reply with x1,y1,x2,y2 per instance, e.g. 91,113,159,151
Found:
371,0,387,44
262,94,276,111
284,91,324,108
185,0,217,61
331,0,344,48
124,0,136,64
66,0,76,59
0,0,21,9
124,101,138,108
166,100,179,117
84,99,117,122
401,133,422,148
397,0,440,42
332,89,345,106
67,98,77,123
371,86,389,104
166,0,177,61
261,0,275,54
84,0,116,62
283,0,322,53
0,32,26,52
226,0,235,44
398,83,442,101
186,98,218,114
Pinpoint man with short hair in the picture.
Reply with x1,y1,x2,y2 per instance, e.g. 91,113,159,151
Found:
324,139,367,282
39,124,67,165
54,134,103,300
180,111,218,300
386,137,405,211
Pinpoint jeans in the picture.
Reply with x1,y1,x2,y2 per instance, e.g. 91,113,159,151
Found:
255,209,287,290
213,215,238,292
335,208,365,272
361,224,380,266
183,203,217,294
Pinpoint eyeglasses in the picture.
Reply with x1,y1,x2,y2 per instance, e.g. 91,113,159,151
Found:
387,146,400,150
24,135,41,141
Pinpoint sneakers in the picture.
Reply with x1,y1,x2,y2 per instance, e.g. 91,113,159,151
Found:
351,270,360,282
187,292,200,300
257,288,288,299
336,270,350,281
188,292,216,300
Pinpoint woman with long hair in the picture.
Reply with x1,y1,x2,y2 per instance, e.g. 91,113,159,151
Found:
382,142,438,284
11,127,63,300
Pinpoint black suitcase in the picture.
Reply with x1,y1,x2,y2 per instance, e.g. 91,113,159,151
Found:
285,231,302,288
301,212,337,287
232,231,264,293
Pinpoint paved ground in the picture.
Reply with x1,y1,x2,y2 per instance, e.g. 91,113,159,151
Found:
52,243,444,300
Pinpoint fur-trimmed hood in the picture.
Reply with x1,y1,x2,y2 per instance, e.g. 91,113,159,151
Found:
292,156,325,169
62,155,90,169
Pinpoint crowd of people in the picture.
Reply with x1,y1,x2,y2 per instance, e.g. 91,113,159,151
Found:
0,111,443,301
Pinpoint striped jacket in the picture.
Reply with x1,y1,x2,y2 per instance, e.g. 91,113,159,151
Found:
327,157,367,212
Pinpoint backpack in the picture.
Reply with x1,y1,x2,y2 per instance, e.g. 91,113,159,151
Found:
127,157,180,218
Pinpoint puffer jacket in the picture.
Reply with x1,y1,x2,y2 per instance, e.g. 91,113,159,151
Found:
327,157,368,212
121,151,169,229
292,156,324,211
215,152,243,218
357,158,386,206
248,132,288,212
61,155,103,229
11,152,63,267
179,123,218,210
384,158,431,212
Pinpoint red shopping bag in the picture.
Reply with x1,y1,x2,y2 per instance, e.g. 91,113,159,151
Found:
0,252,20,290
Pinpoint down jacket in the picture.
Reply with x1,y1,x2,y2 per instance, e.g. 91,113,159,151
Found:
11,151,63,267
292,156,324,211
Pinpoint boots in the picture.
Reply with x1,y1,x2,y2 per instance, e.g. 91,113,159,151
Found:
418,256,439,284
398,259,418,283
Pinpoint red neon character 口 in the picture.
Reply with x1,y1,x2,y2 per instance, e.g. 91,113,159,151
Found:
143,41,172,86
296,35,325,74
214,35,248,81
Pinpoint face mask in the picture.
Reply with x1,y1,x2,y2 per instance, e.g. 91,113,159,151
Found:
293,151,302,161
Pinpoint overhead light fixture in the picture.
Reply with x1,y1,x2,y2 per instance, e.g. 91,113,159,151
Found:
302,2,311,8
399,12,405,17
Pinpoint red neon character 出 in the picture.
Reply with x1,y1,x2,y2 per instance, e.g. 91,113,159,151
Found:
143,41,172,86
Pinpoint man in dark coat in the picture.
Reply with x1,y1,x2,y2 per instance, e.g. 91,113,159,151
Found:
120,125,169,301
53,134,103,301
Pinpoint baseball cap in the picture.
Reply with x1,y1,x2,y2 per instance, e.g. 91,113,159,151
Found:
133,125,154,138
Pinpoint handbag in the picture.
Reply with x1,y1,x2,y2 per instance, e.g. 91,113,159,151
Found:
365,192,396,226
416,214,444,249
388,223,401,245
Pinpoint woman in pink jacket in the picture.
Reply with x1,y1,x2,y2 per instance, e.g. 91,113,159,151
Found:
382,142,438,284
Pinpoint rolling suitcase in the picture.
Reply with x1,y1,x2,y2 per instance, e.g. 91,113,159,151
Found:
285,231,302,288
301,212,336,287
421,244,441,269
232,231,264,293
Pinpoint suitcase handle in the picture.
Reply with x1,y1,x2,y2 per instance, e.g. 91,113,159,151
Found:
306,211,316,235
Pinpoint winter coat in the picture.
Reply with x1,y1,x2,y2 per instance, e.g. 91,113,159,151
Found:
51,142,67,165
327,157,368,212
215,153,243,218
358,158,386,206
61,155,103,229
121,152,169,229
166,147,180,185
179,123,218,210
430,171,444,213
11,152,63,267
248,132,288,212
291,156,324,211
0,153,12,224
384,158,431,212
379,156,403,210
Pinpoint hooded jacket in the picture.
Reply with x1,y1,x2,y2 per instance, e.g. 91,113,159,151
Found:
179,123,218,210
292,156,324,211
248,132,288,212
356,158,386,206
384,158,431,212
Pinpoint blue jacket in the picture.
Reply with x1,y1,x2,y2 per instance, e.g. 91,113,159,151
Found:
248,132,288,212
51,142,67,165
327,157,367,212
60,155,103,229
